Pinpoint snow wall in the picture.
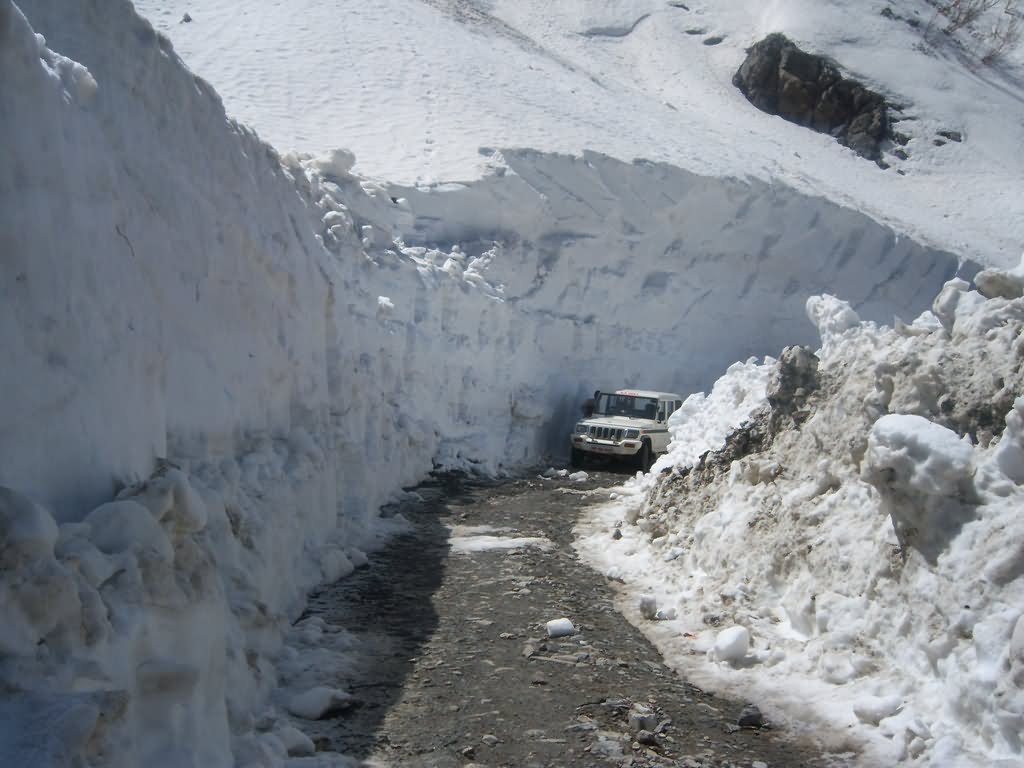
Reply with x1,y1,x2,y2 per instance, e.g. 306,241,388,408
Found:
0,0,969,765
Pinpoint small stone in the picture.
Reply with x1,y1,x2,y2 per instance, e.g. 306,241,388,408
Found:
636,729,658,745
738,704,764,728
481,734,500,746
628,704,658,732
461,746,475,758
499,632,514,639
612,528,622,540
639,595,658,620
937,129,963,142
724,722,741,733
180,12,192,22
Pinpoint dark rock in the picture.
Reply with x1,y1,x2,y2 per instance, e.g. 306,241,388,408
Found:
938,129,963,142
180,12,192,23
934,139,947,146
766,346,819,413
733,33,892,161
737,704,764,728
636,729,658,745
703,35,724,46
893,148,909,160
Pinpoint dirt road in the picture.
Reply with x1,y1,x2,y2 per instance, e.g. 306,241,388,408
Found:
297,471,826,767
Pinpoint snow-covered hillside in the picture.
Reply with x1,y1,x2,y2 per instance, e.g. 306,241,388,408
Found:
135,0,1024,266
1,0,1021,765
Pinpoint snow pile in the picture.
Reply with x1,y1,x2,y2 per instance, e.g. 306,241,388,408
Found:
578,259,1024,765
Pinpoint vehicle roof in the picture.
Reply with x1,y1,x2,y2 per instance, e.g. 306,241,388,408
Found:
612,389,682,400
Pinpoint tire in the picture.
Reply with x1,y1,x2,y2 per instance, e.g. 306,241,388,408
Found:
570,447,584,468
635,441,651,471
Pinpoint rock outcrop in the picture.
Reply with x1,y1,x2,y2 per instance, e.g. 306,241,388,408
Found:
733,33,890,162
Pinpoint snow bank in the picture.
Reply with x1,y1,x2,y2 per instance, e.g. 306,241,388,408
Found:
579,262,1024,766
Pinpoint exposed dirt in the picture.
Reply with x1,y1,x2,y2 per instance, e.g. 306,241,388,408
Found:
297,470,829,767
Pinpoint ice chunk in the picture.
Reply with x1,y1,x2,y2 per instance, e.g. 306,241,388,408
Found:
991,397,1024,484
84,500,173,562
711,626,750,663
313,148,356,178
853,695,903,725
287,686,356,719
864,415,973,498
805,294,860,345
0,486,59,567
275,725,315,756
546,618,576,637
118,468,207,536
320,549,354,582
974,253,1024,300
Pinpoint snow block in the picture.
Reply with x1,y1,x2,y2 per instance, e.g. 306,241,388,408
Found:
546,618,577,638
853,695,903,725
287,686,356,719
712,625,751,664
0,486,59,567
865,415,973,499
84,500,174,562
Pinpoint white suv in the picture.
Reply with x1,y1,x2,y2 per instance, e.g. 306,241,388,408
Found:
570,389,683,470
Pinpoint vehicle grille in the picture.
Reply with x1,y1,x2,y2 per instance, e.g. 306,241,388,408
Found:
588,426,623,440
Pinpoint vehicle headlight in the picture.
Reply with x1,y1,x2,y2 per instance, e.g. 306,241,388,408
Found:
625,429,640,439
575,423,588,434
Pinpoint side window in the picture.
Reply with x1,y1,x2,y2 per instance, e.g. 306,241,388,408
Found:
675,399,682,411
657,402,667,422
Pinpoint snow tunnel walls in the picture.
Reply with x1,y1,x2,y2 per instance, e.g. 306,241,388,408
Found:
387,148,968,453
0,0,970,764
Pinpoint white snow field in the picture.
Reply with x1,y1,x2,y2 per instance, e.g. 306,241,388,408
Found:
0,0,1021,766
133,0,1024,266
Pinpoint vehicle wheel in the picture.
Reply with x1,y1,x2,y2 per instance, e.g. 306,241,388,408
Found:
570,447,584,468
636,441,651,471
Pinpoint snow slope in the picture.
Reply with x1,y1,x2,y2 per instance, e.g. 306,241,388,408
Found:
135,0,1024,266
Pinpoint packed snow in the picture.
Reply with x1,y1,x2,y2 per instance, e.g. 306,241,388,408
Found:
1,0,1022,766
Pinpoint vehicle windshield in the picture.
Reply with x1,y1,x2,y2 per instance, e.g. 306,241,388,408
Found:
595,394,658,420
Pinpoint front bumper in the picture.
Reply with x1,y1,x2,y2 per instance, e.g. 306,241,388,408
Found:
571,435,642,456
